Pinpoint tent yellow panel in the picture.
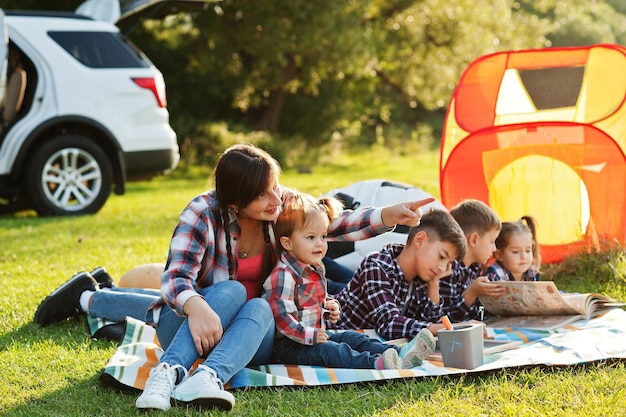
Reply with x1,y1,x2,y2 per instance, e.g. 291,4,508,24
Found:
581,47,626,123
488,155,589,246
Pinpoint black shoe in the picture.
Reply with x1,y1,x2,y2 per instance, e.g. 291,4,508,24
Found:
90,266,115,289
34,272,98,327
92,321,127,342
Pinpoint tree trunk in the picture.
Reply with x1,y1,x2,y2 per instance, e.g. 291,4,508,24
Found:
255,54,298,132
256,87,286,132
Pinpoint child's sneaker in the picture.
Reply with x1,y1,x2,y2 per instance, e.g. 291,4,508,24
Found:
374,348,403,370
399,328,436,368
136,362,186,411
172,365,235,411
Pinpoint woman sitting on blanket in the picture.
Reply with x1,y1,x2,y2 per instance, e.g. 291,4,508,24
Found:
485,216,541,282
127,143,435,412
263,192,436,370
34,143,432,411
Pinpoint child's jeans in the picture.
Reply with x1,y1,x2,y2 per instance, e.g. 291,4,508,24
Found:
272,330,398,369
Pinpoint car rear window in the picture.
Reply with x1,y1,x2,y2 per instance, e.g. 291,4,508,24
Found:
48,31,150,69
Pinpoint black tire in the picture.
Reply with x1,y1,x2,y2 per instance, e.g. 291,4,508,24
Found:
23,135,113,216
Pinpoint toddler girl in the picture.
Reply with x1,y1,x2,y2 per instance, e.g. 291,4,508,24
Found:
263,192,435,370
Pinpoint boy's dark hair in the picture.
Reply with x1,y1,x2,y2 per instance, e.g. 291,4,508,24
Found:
408,209,467,260
448,199,501,236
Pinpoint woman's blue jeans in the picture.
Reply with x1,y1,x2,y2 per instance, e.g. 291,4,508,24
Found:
89,287,161,323
156,280,274,383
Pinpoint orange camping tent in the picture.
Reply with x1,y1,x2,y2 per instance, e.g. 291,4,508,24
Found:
439,44,626,263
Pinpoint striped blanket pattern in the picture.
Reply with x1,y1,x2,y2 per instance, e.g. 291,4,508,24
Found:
99,308,626,391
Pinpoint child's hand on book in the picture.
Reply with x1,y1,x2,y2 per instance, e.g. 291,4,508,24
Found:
464,277,506,307
472,276,506,298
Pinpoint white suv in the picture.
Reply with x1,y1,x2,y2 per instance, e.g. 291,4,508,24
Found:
0,0,210,216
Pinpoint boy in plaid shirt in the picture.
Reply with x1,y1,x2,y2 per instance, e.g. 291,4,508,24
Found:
439,199,506,321
329,209,467,338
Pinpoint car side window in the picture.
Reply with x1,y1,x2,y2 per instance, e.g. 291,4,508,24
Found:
48,31,150,69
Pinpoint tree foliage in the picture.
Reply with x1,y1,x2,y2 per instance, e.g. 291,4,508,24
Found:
139,0,554,150
3,0,626,160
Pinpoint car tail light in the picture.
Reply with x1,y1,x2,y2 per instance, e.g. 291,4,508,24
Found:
132,76,167,108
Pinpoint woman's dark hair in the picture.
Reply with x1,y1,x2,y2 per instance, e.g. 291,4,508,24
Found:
213,143,281,282
214,143,281,209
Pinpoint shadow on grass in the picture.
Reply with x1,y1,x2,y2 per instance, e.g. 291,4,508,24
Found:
4,376,140,417
1,318,147,416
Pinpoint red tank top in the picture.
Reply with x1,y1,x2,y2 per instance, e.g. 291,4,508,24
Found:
237,253,264,300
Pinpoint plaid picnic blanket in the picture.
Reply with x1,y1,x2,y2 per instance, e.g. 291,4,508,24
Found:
99,308,626,391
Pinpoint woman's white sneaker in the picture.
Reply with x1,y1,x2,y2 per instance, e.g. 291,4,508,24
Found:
172,365,235,411
135,362,185,411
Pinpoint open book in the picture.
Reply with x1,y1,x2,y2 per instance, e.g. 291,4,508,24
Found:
479,281,625,330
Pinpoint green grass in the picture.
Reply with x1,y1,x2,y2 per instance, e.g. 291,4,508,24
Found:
1,148,626,416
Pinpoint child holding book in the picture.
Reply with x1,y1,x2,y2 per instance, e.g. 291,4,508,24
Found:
485,216,541,282
328,209,467,339
438,199,507,322
263,192,436,370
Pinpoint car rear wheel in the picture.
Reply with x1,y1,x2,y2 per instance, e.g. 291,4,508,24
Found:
24,135,112,216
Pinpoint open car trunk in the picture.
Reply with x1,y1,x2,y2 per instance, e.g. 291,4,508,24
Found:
76,0,215,29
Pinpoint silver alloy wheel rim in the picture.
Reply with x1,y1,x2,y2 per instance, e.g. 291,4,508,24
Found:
41,147,102,212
